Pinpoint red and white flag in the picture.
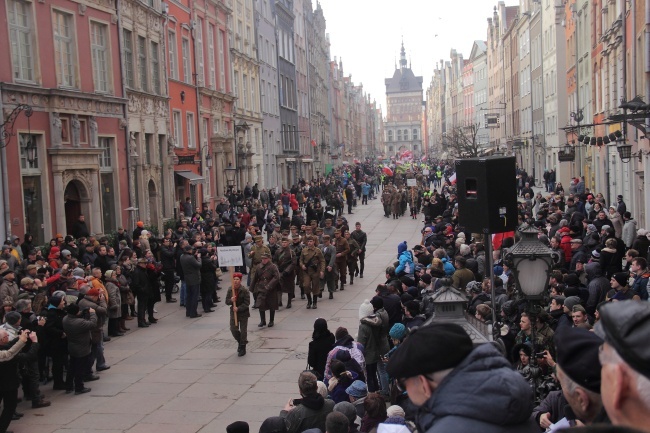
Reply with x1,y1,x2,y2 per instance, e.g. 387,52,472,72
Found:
449,173,457,184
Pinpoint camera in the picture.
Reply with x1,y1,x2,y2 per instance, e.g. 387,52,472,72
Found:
535,352,546,359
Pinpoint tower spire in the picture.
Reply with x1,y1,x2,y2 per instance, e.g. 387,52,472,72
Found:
400,39,407,69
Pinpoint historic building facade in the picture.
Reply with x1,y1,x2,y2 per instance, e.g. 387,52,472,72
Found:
0,0,128,243
230,0,263,191
255,0,281,189
120,0,171,230
384,43,423,158
305,1,331,173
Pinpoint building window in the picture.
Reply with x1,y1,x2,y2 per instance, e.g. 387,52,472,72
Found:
387,130,393,141
98,137,112,168
412,129,418,140
234,72,239,102
137,36,148,92
8,0,35,82
173,111,182,147
168,30,178,80
397,130,402,141
150,41,160,94
242,74,248,109
207,24,216,89
100,171,116,233
182,37,191,84
52,9,76,88
404,129,409,140
123,29,134,88
186,112,195,148
195,18,204,86
250,77,256,112
91,22,109,93
218,30,226,91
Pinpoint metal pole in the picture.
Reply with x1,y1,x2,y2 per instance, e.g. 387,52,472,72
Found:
486,231,498,327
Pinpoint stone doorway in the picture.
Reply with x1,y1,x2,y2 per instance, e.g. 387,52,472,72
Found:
64,180,88,235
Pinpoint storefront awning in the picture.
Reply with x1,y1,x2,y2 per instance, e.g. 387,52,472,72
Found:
175,171,205,184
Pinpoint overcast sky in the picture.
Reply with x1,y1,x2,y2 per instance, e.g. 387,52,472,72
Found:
317,0,518,115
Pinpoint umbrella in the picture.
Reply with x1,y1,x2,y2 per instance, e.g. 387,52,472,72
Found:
382,167,394,177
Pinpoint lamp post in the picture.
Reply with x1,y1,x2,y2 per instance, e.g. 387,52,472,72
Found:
314,159,323,180
224,163,237,195
505,224,558,403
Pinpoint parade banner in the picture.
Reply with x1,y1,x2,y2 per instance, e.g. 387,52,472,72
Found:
406,179,417,187
217,246,244,266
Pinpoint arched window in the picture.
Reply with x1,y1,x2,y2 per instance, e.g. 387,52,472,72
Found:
403,129,409,140
397,129,402,141
412,128,418,140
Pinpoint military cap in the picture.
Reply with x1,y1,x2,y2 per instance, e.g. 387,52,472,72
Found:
595,300,650,379
261,252,271,258
555,327,603,393
253,235,263,242
281,237,290,243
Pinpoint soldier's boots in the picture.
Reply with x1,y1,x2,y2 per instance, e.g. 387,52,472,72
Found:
237,344,246,357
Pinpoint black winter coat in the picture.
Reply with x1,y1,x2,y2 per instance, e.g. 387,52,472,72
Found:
43,307,67,354
308,331,335,379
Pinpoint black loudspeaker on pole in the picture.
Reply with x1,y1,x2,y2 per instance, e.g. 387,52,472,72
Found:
455,156,518,234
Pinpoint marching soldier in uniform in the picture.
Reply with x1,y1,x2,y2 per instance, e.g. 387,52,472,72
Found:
319,235,337,299
382,184,393,218
391,186,401,219
248,235,270,304
299,236,325,309
250,252,280,327
333,229,350,290
344,230,360,286
351,222,367,279
290,236,305,299
225,273,250,356
273,238,295,309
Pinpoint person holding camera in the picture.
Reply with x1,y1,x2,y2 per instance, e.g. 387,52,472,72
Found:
0,329,36,432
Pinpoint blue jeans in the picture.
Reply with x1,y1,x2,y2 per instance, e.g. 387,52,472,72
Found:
186,284,200,317
377,360,390,395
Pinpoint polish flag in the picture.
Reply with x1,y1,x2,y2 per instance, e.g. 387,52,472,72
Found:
449,173,457,184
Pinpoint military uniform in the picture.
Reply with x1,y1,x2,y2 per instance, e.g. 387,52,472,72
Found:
249,236,271,269
299,241,325,309
334,232,350,289
225,281,250,356
346,236,360,285
319,239,337,297
382,187,393,218
273,243,295,307
350,228,367,278
290,238,304,298
390,187,401,219
250,254,280,327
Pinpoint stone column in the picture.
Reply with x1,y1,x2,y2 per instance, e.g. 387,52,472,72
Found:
53,172,66,234
90,170,102,234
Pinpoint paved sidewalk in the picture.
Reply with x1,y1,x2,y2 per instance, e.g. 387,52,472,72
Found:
12,196,425,433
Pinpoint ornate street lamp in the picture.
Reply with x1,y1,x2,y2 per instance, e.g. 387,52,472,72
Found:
224,163,237,194
505,224,558,300
314,159,323,179
616,137,633,163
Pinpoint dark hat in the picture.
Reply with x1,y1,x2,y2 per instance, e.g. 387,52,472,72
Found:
564,296,581,311
611,272,629,287
555,327,603,394
335,327,349,341
4,311,21,326
259,416,288,433
370,296,384,311
400,293,414,304
184,244,194,252
595,300,650,379
387,323,473,379
420,274,432,285
226,421,249,433
564,273,580,287
400,276,415,288
65,235,74,243
49,293,64,307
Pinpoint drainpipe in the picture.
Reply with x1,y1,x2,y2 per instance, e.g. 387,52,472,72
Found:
116,0,135,227
0,88,11,239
